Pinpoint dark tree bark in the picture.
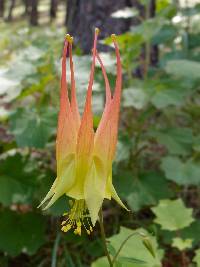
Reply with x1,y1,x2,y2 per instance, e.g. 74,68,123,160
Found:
50,0,57,20
0,0,5,18
22,0,31,16
65,0,158,79
149,0,158,66
30,0,38,25
7,0,16,21
65,0,137,53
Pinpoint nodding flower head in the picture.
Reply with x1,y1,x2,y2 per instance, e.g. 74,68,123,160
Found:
39,28,128,235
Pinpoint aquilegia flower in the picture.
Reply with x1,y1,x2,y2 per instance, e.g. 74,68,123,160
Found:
39,28,127,235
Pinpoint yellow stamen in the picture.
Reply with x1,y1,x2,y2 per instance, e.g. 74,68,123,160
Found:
95,27,100,35
65,34,73,43
61,199,93,235
61,224,71,233
111,34,117,41
76,226,81,235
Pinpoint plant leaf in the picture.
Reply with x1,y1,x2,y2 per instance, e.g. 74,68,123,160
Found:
0,210,46,256
152,199,194,231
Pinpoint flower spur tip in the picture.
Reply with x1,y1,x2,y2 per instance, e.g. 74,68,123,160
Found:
95,27,100,35
65,33,70,39
65,34,73,43
111,34,117,41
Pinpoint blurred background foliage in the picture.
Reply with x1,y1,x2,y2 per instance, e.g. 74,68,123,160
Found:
0,0,200,266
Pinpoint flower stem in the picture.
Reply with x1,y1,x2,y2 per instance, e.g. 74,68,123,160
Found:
51,231,61,267
99,208,113,267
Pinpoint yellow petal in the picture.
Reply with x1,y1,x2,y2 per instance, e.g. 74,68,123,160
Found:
37,178,58,208
42,154,76,209
84,157,107,225
111,183,129,211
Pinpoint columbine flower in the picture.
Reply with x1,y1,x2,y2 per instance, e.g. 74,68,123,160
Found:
39,28,127,235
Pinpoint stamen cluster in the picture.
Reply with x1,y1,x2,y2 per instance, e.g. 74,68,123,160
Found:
61,200,93,235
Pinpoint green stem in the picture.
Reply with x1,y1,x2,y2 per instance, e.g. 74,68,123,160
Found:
51,231,61,267
144,1,151,80
112,232,139,265
144,41,151,80
99,209,113,267
99,212,146,267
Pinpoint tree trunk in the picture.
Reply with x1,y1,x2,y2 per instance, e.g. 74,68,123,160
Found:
7,0,16,21
65,0,136,53
0,0,5,18
50,0,57,20
65,0,158,78
30,0,38,26
149,0,158,66
23,0,31,16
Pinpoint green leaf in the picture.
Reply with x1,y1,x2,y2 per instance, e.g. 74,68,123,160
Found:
181,4,200,16
160,220,200,247
0,152,39,206
107,243,117,256
108,227,163,267
193,249,200,267
142,237,156,258
154,127,193,155
180,221,200,246
165,60,200,80
0,72,20,103
118,256,146,265
152,24,177,44
161,156,200,185
9,107,57,148
156,0,171,12
17,45,44,61
114,171,172,211
92,257,114,267
84,239,104,258
151,87,185,108
172,237,193,251
131,18,164,41
115,138,131,163
92,227,162,267
0,210,46,256
5,60,36,82
149,77,193,109
152,199,194,231
123,88,148,110
193,136,200,152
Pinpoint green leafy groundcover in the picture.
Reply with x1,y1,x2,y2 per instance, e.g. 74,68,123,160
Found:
92,227,163,267
0,210,46,256
0,152,39,206
1,0,200,265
